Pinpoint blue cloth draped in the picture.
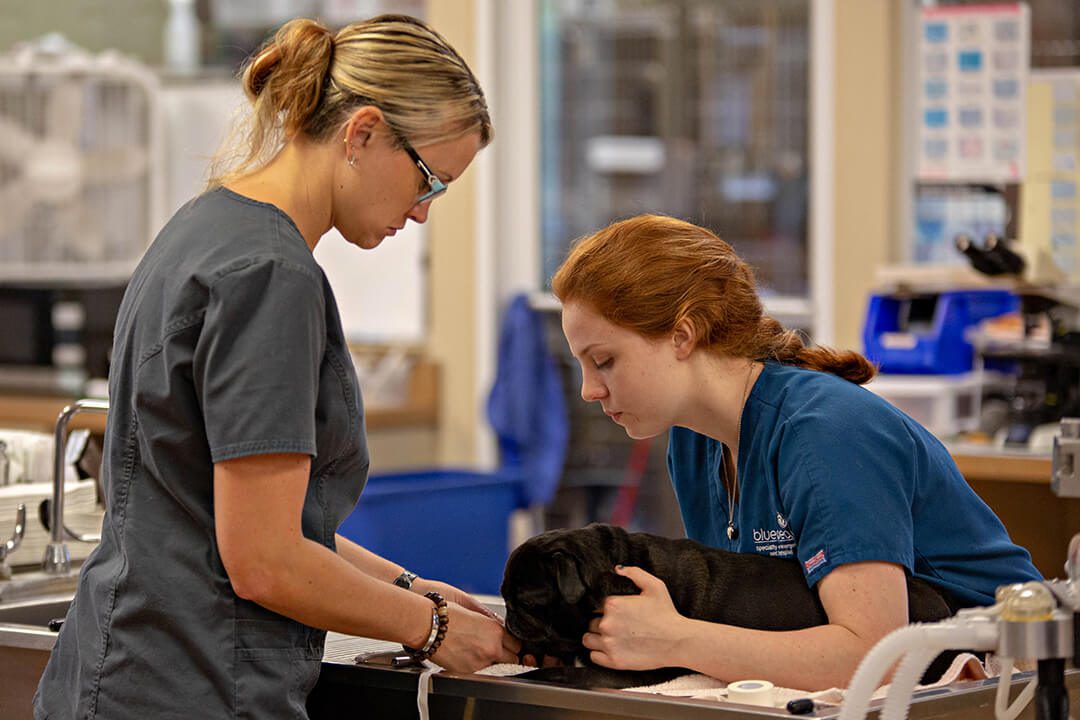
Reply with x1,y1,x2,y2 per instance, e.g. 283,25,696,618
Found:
487,294,569,507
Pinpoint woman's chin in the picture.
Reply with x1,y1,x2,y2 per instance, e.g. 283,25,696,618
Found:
359,233,386,250
621,421,666,441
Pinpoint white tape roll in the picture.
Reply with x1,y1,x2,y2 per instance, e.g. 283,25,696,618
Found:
727,679,776,707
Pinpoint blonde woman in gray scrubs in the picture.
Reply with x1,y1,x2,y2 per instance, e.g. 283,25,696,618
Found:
35,16,519,720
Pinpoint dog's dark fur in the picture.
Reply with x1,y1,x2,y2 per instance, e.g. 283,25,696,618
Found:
501,523,958,689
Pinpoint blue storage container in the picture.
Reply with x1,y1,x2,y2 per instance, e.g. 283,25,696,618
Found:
862,289,1017,374
337,469,523,595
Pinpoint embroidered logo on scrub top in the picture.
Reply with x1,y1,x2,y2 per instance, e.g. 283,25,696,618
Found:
804,549,827,573
752,514,795,558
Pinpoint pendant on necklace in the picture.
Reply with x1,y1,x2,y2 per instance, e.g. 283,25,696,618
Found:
727,523,738,541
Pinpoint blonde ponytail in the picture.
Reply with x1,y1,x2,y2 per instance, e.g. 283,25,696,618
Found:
207,14,491,188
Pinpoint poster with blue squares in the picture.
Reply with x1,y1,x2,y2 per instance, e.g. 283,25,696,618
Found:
918,3,1030,182
1018,70,1080,282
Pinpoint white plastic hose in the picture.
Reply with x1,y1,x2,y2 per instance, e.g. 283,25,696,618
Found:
994,658,1038,720
839,620,1000,720
879,647,940,720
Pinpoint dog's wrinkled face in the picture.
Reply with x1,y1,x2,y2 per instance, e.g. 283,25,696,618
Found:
501,527,636,663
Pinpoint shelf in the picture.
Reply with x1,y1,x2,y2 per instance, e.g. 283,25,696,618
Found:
0,396,107,435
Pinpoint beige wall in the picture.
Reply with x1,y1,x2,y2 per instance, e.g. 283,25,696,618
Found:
424,1,482,467
831,0,902,350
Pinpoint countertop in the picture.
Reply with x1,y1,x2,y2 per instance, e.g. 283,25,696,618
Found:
947,443,1053,484
0,360,439,434
312,631,1077,720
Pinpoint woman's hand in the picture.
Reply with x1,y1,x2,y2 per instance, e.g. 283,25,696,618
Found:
429,602,522,673
412,577,501,621
582,565,690,671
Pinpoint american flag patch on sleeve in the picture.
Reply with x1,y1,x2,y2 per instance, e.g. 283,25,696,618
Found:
804,549,827,573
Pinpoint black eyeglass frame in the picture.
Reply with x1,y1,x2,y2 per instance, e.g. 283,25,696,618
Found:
400,139,448,204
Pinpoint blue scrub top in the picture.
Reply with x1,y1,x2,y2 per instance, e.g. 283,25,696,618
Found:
667,362,1040,607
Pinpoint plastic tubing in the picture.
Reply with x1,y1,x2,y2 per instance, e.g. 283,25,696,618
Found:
879,647,940,720
994,658,1038,720
838,620,1000,720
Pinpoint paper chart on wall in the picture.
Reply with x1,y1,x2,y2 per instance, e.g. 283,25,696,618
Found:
1019,70,1080,282
917,3,1030,183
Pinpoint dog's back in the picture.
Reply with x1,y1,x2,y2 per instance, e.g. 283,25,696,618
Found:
618,527,953,627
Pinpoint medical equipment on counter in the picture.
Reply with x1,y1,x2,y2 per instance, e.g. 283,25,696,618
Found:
840,416,1080,720
1052,418,1079,498
863,288,1018,375
976,288,1080,447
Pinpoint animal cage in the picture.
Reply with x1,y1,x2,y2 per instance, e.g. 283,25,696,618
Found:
0,36,164,282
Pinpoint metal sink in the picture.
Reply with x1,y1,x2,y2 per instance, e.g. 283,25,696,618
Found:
0,594,72,627
0,569,79,604
0,592,71,652
0,593,71,720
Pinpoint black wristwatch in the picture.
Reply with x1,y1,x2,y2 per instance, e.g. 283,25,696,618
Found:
393,570,418,590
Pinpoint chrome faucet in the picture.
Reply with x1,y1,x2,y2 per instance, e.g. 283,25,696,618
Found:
42,398,108,575
0,504,26,580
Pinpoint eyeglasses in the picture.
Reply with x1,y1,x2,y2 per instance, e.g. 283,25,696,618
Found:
400,139,448,204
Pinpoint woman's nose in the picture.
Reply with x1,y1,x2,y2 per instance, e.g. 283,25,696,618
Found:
407,199,432,224
580,372,607,402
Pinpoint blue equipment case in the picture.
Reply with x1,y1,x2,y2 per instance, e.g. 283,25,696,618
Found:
863,289,1017,374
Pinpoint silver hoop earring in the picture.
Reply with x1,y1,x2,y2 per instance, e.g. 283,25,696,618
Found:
344,137,357,168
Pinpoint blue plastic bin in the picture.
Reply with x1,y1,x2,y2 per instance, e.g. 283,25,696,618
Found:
862,289,1017,374
337,469,523,595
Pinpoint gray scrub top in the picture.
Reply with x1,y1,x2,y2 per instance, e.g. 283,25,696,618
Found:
35,188,370,720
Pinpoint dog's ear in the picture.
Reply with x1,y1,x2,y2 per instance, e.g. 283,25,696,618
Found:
550,551,587,605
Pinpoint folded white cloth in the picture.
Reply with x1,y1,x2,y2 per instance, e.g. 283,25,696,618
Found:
476,652,998,710
477,663,535,677
623,652,991,707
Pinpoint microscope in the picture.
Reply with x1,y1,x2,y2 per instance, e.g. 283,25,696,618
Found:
955,233,1080,448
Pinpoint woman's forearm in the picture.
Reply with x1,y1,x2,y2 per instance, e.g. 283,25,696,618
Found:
239,533,433,648
213,454,432,647
335,532,408,583
673,619,876,691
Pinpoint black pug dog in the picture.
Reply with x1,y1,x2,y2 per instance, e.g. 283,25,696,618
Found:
501,523,959,690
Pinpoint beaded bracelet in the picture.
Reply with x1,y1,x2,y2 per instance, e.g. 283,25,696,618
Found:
403,591,448,662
